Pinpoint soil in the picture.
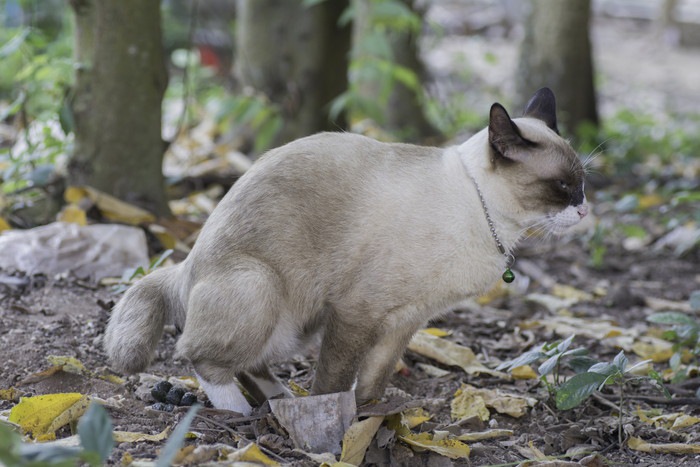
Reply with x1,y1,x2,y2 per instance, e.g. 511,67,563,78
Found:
2,2,700,467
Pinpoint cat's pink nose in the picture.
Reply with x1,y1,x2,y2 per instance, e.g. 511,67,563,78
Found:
577,204,589,218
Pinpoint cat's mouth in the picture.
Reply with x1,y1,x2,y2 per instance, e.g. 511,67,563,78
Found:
548,204,589,233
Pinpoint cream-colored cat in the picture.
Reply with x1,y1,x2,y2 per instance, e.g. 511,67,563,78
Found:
105,88,588,415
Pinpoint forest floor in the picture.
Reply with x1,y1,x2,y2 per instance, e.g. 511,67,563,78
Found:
2,3,700,467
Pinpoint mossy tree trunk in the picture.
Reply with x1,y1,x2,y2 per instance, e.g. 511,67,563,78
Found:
516,0,598,134
235,0,351,147
68,0,170,216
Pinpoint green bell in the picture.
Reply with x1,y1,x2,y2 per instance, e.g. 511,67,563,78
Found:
502,268,515,283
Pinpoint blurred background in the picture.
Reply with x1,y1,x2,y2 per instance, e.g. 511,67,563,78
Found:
0,0,698,249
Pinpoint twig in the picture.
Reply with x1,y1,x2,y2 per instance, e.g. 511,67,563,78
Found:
193,413,288,464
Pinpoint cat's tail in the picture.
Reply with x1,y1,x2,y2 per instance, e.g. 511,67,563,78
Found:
104,265,185,374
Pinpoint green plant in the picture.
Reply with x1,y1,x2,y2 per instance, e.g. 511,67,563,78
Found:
497,334,593,393
114,249,174,293
329,0,424,129
647,309,700,384
0,25,74,194
499,336,667,445
0,403,200,466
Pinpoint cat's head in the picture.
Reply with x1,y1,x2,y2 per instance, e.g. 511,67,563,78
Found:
488,88,588,234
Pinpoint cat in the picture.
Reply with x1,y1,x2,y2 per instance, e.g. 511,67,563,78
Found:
104,88,588,415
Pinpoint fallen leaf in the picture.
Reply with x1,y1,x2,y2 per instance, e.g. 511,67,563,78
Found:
399,432,470,460
450,386,490,422
455,429,514,441
0,217,10,231
339,416,384,466
525,293,579,313
551,284,593,301
113,427,171,443
422,328,452,337
511,365,538,380
65,185,155,225
45,395,91,435
451,384,535,420
402,408,432,429
228,443,280,466
9,393,87,439
57,204,87,226
631,336,674,363
0,387,20,401
288,380,310,397
628,436,700,454
407,331,507,378
47,356,87,375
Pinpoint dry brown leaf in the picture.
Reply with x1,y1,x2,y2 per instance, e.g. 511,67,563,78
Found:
455,429,514,441
407,331,508,378
628,436,700,454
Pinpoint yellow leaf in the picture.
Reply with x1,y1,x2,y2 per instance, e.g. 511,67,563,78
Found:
455,429,514,441
64,186,88,204
511,365,538,380
421,328,451,337
631,337,674,363
57,204,87,226
407,331,507,378
0,387,20,401
402,408,432,429
451,384,535,420
400,432,470,459
9,393,86,439
340,416,384,466
113,427,171,443
44,396,91,435
288,380,310,397
66,185,155,225
99,374,126,385
672,414,700,430
638,194,664,209
0,217,11,231
47,356,87,375
450,385,490,422
628,436,700,454
148,224,177,250
551,284,592,301
228,443,280,466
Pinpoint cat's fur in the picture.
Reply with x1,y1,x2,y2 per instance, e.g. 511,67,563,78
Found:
104,88,588,415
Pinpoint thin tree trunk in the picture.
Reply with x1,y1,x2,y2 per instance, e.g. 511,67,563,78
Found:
69,0,170,216
516,0,598,134
235,0,350,147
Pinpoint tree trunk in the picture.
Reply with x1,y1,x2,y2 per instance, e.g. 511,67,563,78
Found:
69,0,170,216
516,0,598,134
352,0,439,142
235,0,350,147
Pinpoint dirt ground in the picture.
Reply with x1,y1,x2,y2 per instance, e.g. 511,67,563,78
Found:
2,2,700,466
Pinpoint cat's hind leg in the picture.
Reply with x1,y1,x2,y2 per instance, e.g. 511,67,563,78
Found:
178,259,294,412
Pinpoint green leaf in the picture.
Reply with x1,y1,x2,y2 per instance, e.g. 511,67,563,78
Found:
0,28,30,57
555,372,608,410
150,249,174,270
537,354,560,377
155,404,201,467
78,403,114,466
612,351,629,372
495,350,545,372
302,0,327,6
647,312,698,327
588,361,619,377
555,334,575,354
648,369,672,400
568,356,599,373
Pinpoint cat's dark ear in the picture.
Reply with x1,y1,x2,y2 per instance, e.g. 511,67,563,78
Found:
523,87,559,134
488,103,529,161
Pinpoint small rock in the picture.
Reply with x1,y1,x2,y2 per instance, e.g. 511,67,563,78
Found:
152,402,175,412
